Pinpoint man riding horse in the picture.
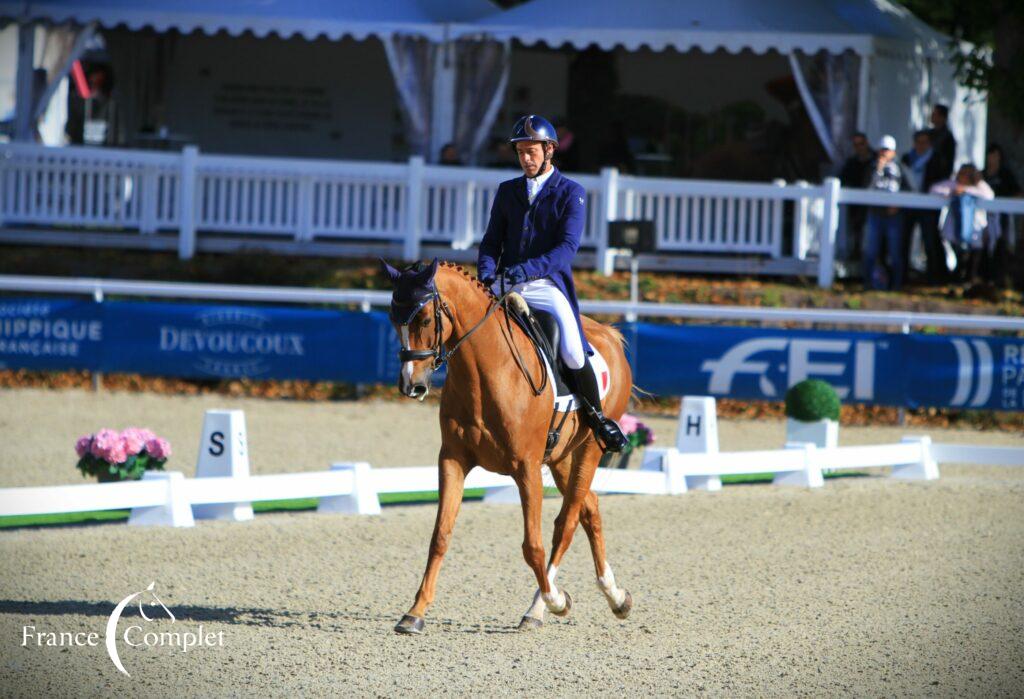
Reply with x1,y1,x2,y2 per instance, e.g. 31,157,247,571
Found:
478,114,628,453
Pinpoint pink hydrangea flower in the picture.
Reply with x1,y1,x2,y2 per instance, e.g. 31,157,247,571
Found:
146,437,172,461
120,428,149,457
75,435,93,458
90,428,120,460
106,439,128,464
619,413,639,435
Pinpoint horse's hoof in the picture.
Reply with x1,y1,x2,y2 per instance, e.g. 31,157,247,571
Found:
612,590,633,620
550,589,573,617
517,615,543,631
394,614,425,635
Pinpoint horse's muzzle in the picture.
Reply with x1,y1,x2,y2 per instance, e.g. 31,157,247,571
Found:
399,374,431,401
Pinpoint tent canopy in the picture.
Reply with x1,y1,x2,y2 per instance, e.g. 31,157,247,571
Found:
455,0,950,58
0,0,497,41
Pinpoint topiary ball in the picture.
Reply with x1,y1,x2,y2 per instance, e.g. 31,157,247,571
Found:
785,379,840,422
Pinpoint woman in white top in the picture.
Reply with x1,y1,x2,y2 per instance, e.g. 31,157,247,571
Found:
929,163,995,281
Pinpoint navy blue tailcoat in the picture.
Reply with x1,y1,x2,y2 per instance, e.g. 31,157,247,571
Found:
477,168,591,354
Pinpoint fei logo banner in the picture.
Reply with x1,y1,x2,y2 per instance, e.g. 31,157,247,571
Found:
629,323,1021,411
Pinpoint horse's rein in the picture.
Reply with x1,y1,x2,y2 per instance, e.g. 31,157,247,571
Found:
410,288,510,370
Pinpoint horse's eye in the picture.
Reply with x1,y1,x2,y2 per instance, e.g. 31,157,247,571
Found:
421,318,432,328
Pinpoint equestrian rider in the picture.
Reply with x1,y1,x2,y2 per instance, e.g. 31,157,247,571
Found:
477,115,628,453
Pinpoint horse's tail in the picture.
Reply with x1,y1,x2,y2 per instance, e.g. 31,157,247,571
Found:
604,324,626,349
598,321,654,405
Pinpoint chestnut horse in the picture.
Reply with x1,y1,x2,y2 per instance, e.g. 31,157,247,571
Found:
381,259,633,634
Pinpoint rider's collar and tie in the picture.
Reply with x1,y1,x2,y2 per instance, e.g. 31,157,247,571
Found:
526,166,555,204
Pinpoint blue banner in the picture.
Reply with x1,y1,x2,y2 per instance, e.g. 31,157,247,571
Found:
0,298,103,371
624,322,1022,412
0,297,1020,412
0,298,397,384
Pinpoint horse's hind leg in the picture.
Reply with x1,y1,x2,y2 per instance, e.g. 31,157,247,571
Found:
579,490,633,619
519,440,603,627
547,444,633,621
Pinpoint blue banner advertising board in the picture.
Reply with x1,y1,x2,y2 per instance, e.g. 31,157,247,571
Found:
623,322,1023,412
0,297,1020,412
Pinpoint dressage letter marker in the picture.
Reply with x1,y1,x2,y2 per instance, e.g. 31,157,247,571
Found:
193,410,255,521
677,396,722,491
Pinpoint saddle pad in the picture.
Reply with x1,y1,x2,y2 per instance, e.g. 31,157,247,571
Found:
543,347,611,413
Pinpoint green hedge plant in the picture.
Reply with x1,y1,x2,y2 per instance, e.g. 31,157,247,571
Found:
785,379,840,422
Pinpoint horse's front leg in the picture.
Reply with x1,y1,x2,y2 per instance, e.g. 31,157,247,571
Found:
394,451,468,635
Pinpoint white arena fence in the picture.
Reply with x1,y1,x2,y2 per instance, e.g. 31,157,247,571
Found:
1,274,1023,334
4,142,1022,287
0,439,1021,527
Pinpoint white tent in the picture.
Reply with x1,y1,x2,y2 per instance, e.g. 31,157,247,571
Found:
456,0,987,169
0,0,502,159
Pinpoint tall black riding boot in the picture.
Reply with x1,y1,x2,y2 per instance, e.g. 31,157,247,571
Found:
570,358,628,453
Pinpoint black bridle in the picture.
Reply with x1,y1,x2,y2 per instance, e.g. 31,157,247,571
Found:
392,287,511,371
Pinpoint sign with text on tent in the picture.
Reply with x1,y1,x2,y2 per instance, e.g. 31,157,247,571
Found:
193,410,253,521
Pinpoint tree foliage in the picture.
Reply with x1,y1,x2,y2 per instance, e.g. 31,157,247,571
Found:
897,0,1024,127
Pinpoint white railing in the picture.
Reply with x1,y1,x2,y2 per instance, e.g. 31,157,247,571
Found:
3,142,1023,287
1,440,1020,527
1,273,1023,332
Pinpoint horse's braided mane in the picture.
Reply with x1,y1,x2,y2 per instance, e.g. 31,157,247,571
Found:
438,260,496,300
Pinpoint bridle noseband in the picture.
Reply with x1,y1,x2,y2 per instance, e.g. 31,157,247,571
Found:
393,290,454,370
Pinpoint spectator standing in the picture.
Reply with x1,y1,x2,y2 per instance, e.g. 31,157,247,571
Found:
439,143,463,166
983,144,1022,286
927,104,957,179
900,129,947,282
930,164,995,283
838,132,875,259
863,135,911,290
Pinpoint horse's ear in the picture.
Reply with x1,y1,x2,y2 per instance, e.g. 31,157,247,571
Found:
378,258,401,285
410,258,439,286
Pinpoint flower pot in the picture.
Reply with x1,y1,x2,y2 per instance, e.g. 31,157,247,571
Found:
785,417,838,449
614,451,633,469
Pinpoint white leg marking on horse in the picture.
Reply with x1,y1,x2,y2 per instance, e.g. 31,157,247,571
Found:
524,564,563,619
525,590,546,620
597,561,627,608
540,564,567,612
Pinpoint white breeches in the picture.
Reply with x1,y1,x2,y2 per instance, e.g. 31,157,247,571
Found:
500,278,586,370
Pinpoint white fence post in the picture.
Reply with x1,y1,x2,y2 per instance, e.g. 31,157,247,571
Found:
404,156,425,261
597,167,619,275
296,174,314,242
128,471,195,527
140,165,159,235
892,436,940,480
817,177,840,288
177,145,199,260
773,442,824,488
317,462,381,515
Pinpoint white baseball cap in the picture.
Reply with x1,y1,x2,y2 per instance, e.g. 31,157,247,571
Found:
878,134,897,151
